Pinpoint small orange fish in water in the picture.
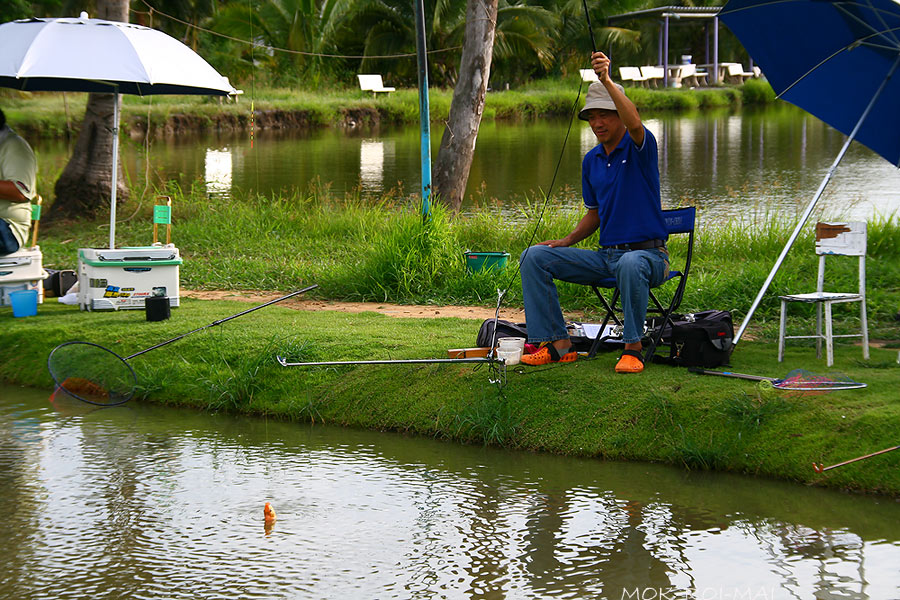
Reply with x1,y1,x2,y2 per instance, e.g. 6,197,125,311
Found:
264,502,276,523
60,377,109,401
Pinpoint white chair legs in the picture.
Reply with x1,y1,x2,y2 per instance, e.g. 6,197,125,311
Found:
778,296,869,367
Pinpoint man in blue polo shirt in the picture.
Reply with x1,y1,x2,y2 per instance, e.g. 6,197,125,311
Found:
519,51,668,373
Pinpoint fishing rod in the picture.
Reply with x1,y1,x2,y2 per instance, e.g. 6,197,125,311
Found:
582,0,597,53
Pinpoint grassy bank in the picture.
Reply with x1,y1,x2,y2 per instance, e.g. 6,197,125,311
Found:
0,78,775,139
2,189,899,495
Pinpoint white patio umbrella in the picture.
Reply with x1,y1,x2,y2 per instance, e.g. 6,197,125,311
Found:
0,13,237,248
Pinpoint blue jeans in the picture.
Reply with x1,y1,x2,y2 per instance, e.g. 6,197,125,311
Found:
520,245,669,344
0,219,19,255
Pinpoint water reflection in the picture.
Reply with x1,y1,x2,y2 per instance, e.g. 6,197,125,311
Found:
359,139,396,193
23,105,893,221
1,385,899,599
204,147,233,195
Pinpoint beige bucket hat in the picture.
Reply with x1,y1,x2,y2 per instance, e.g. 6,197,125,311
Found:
578,82,625,121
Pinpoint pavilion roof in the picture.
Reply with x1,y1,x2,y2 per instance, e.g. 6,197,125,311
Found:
607,5,722,23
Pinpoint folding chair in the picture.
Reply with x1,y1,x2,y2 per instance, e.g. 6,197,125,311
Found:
586,206,696,362
777,221,869,367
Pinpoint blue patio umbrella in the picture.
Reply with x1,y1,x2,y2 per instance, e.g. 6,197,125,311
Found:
721,0,900,346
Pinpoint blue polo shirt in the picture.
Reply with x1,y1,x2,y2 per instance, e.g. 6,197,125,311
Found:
581,127,667,247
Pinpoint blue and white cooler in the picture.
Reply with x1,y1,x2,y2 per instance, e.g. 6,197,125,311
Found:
77,245,182,311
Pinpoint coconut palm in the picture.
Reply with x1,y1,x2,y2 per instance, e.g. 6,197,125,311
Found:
212,0,354,82
336,0,557,87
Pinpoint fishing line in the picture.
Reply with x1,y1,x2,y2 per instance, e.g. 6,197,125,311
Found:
247,0,260,194
486,0,602,377
483,79,589,383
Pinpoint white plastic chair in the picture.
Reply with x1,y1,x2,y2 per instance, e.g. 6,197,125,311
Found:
579,69,599,83
640,65,664,88
678,63,706,87
778,222,869,366
725,63,754,84
618,66,648,87
357,74,396,97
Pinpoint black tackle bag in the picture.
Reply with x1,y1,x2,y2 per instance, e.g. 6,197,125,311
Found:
475,319,596,352
42,269,77,297
476,319,528,347
662,310,734,368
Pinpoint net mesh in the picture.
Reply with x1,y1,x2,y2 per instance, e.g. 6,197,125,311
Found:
773,369,865,391
47,342,137,406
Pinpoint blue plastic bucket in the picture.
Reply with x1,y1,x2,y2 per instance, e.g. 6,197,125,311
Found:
465,251,510,273
10,289,38,317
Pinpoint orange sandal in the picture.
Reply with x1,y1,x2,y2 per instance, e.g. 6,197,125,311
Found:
615,349,645,373
520,343,577,366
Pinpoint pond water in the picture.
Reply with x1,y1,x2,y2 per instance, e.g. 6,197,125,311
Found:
33,104,900,222
2,384,899,599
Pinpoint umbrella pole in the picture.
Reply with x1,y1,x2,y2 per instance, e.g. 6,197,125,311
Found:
109,86,120,250
733,56,900,348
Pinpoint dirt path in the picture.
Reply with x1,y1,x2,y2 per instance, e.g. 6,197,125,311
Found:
181,289,530,321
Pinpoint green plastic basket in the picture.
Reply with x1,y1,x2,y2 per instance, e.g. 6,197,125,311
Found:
465,251,510,273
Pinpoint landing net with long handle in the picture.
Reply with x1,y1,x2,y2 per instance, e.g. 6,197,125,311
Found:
688,367,866,391
47,285,317,406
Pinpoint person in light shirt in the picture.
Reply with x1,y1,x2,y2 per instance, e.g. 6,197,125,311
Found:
0,108,38,256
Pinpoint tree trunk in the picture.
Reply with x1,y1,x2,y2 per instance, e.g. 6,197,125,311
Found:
49,0,130,222
432,0,499,212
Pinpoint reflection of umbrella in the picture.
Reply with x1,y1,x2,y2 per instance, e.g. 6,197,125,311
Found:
722,0,900,346
0,13,236,248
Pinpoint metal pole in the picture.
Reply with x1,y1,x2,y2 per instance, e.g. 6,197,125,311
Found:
415,0,432,221
663,15,670,87
712,16,719,85
109,87,119,249
277,356,496,367
733,56,900,347
658,22,663,67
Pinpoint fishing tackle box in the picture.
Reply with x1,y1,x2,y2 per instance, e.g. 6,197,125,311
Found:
0,247,46,307
77,245,182,311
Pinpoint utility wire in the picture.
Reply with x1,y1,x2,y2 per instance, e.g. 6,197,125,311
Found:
134,1,462,60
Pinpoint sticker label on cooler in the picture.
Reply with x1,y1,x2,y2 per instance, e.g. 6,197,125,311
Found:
103,286,137,298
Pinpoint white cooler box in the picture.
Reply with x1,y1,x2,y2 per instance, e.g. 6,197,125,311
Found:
0,247,46,307
78,246,182,311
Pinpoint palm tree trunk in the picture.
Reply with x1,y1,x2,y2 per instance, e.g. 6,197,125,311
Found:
50,0,130,222
432,0,499,212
